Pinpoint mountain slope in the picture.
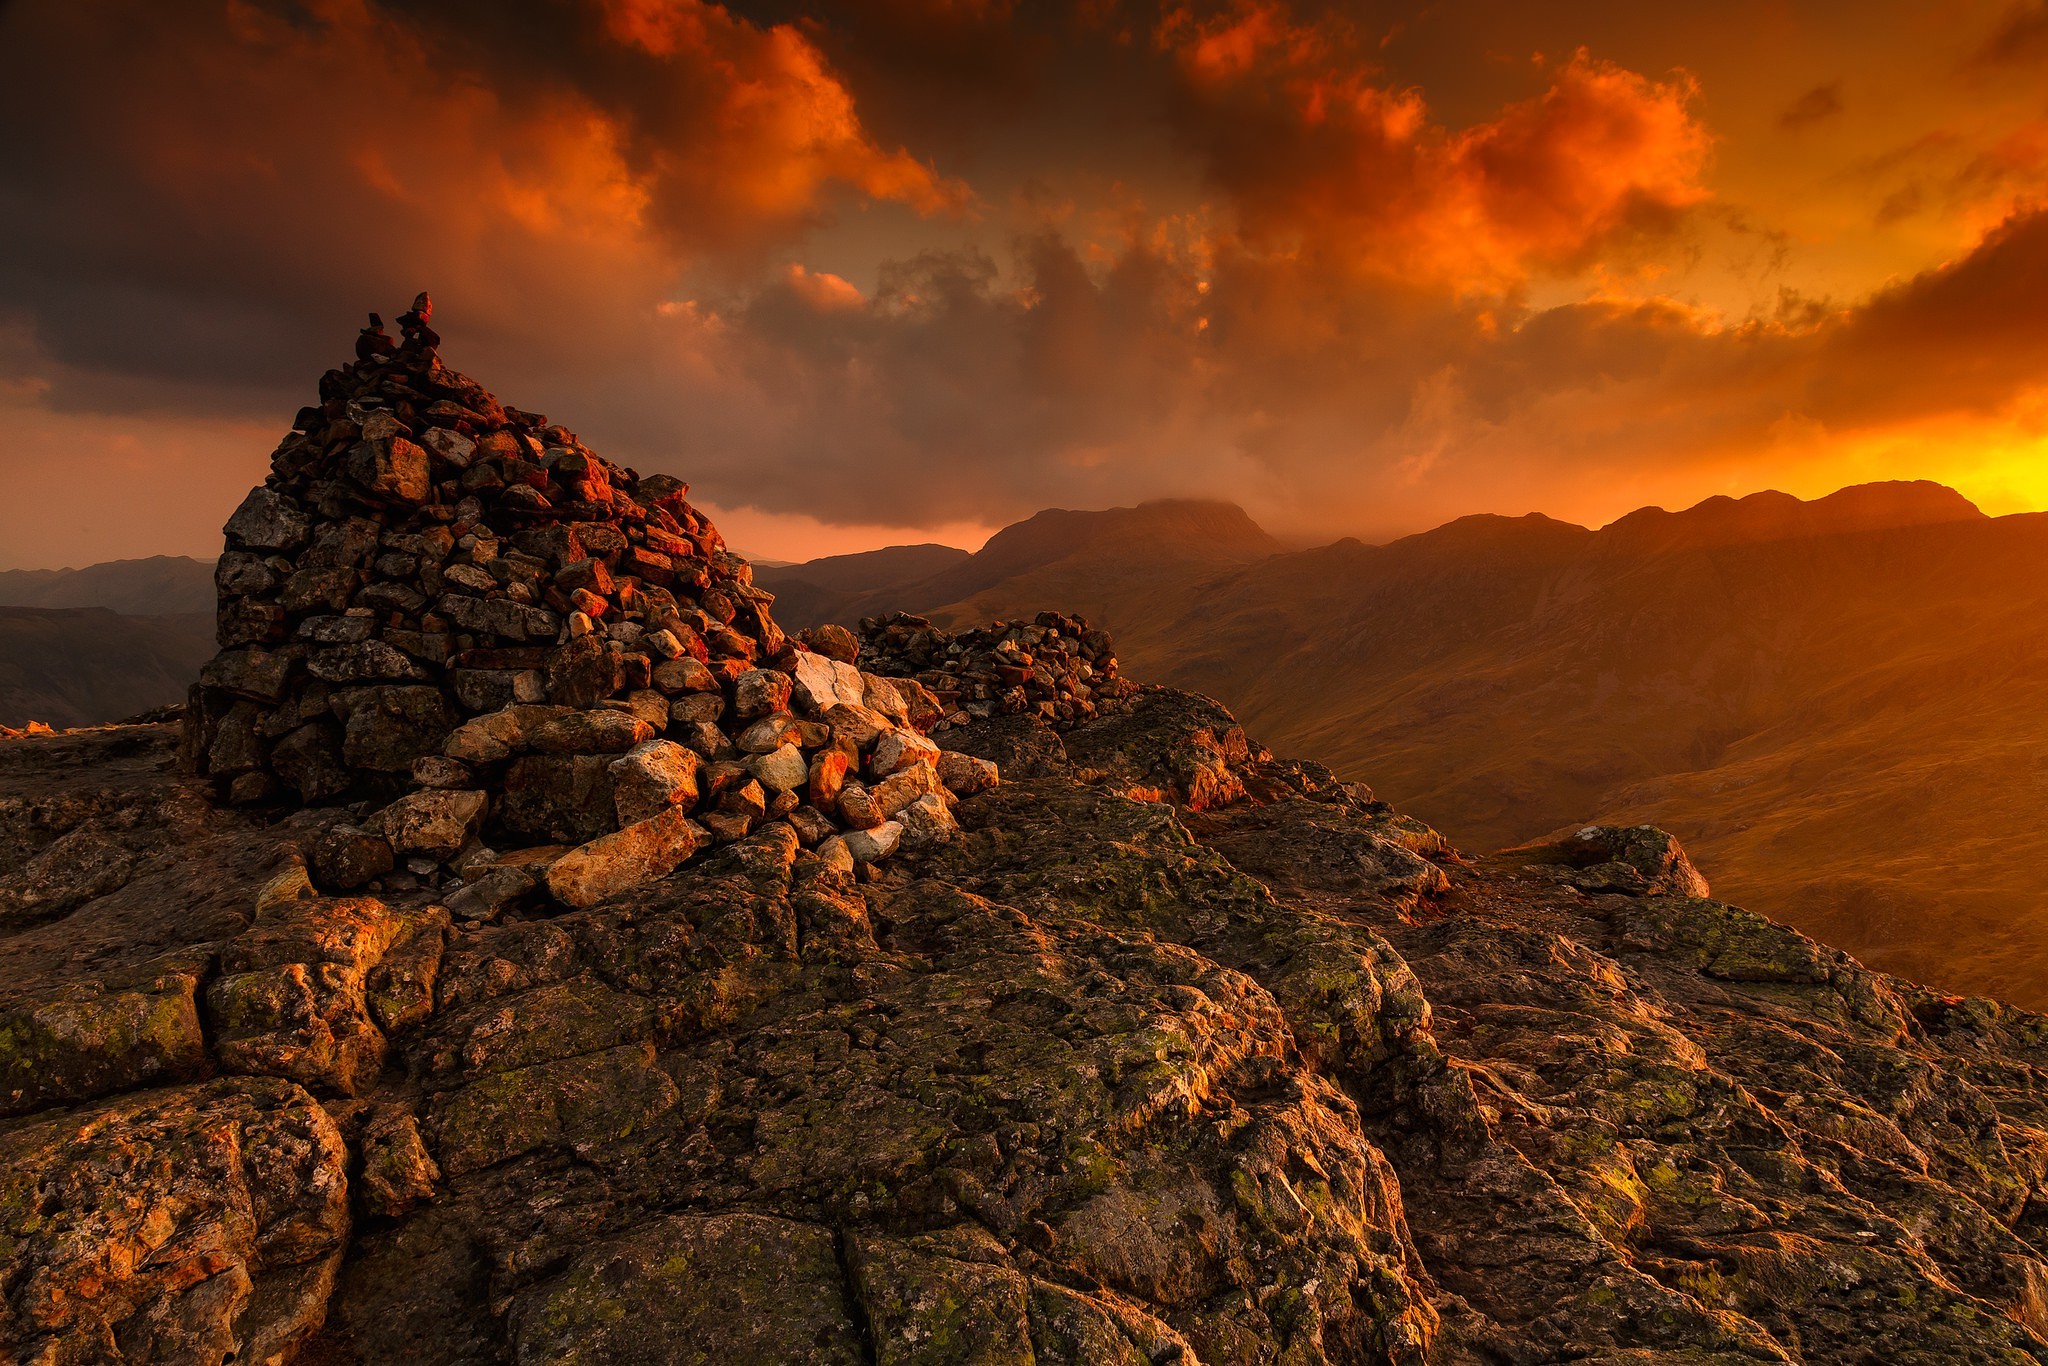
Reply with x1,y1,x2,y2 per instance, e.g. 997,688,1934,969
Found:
0,557,217,727
769,499,1284,664
784,482,2048,1007
753,542,970,628
0,555,214,616
0,607,215,728
1153,484,2048,1004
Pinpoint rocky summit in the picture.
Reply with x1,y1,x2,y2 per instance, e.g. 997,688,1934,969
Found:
182,297,1112,914
1,317,2046,1365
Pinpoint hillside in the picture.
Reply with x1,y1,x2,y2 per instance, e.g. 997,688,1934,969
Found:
764,499,1284,659
0,555,214,616
0,606,215,728
774,482,2048,1007
0,557,217,727
753,542,970,628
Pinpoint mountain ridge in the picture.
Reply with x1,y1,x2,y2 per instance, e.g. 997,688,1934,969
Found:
0,555,215,616
758,479,2048,1008
9,481,2046,1006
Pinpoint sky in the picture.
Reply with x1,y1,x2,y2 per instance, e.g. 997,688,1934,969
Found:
3,0,2048,568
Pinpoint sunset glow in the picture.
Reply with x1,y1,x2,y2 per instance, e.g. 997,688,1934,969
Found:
4,0,2048,567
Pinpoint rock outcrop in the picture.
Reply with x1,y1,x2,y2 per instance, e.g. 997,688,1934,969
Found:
2,319,2046,1364
10,690,2048,1363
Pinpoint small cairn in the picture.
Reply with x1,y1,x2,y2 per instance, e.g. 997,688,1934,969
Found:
185,298,1004,912
857,611,1133,731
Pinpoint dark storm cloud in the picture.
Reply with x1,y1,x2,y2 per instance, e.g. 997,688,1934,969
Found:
1779,83,1843,129
647,196,2048,537
2,0,2047,565
0,0,959,414
1970,1,2048,66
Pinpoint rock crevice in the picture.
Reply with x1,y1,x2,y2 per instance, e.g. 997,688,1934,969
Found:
0,314,2043,1363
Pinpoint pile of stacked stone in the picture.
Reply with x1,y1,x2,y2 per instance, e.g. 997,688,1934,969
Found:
185,297,998,913
855,611,1133,731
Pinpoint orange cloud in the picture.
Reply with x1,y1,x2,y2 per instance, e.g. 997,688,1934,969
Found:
0,0,971,409
1156,4,1711,288
1448,53,1710,275
593,0,969,227
4,0,2047,571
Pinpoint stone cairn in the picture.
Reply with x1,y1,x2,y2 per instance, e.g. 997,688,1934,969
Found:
184,297,1015,914
857,611,1131,730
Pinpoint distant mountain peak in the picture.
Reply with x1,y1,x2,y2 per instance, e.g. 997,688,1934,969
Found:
985,498,1280,557
1599,479,1984,553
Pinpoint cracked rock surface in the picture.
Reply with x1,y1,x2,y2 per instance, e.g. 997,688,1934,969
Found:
3,687,2048,1362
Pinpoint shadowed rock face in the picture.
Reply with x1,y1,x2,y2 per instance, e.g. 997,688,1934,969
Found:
1,687,2046,1365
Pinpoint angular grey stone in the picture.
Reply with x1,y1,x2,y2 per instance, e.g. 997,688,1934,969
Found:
308,641,432,684
372,789,488,859
341,687,456,773
223,487,310,552
444,866,536,922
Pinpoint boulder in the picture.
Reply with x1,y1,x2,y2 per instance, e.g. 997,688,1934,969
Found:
870,727,941,779
807,749,850,810
937,749,1001,796
206,893,418,1095
747,743,809,794
342,685,456,773
609,739,702,824
271,721,352,801
896,792,959,850
359,1107,441,1218
545,807,709,908
312,824,395,890
651,656,718,694
822,701,894,751
224,487,311,552
444,864,537,922
0,825,136,924
842,820,903,864
790,651,867,714
732,668,794,719
346,434,431,502
528,709,654,755
0,962,208,1117
837,782,884,830
874,761,947,819
499,754,619,845
800,623,859,662
372,788,488,859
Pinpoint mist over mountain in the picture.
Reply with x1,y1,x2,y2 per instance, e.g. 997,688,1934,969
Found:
767,479,2048,1006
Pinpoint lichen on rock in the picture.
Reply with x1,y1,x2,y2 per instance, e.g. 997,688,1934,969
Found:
0,310,2044,1364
